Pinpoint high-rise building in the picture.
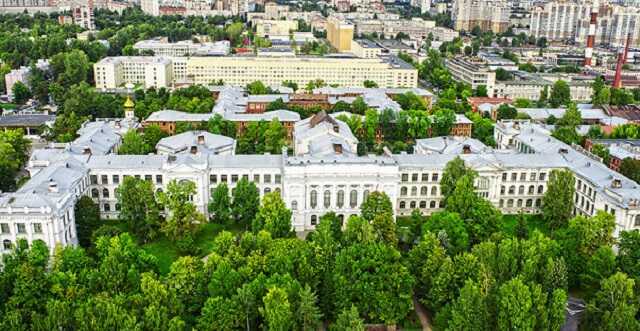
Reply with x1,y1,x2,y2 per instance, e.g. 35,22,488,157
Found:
529,1,590,42
140,0,159,16
452,0,510,33
326,16,354,52
71,0,95,30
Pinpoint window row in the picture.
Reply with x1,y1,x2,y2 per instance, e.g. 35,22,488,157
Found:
308,190,368,209
501,172,546,182
400,186,439,197
500,185,545,195
499,198,541,208
0,223,43,235
210,173,281,185
91,174,163,185
401,173,439,183
399,200,443,210
576,179,596,200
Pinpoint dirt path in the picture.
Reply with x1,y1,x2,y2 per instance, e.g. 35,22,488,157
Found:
413,296,432,331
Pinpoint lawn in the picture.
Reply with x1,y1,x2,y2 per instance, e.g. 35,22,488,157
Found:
102,220,243,274
0,103,16,110
501,214,550,237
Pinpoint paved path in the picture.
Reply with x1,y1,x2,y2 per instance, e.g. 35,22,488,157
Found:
413,296,432,331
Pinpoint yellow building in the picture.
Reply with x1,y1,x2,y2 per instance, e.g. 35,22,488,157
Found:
327,17,354,52
254,19,299,37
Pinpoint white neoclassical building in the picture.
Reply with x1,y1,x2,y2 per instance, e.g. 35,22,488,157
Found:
2,118,640,255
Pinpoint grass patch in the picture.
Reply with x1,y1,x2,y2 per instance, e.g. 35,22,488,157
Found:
0,103,16,110
501,214,549,237
102,219,242,274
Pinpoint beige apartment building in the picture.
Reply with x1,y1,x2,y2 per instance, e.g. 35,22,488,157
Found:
254,19,299,37
327,17,354,52
94,55,418,89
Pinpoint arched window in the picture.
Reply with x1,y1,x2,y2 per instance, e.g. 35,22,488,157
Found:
337,190,345,207
91,188,99,198
399,201,406,209
528,185,535,194
349,190,358,207
420,201,427,208
508,186,515,194
518,186,525,194
538,185,544,194
411,187,417,196
363,190,370,201
3,239,12,250
324,190,331,208
635,215,640,227
102,188,109,198
310,190,317,208
431,186,437,196
430,201,436,208
507,199,514,207
291,201,298,210
410,201,416,209
311,215,317,225
526,199,533,207
275,187,281,193
264,187,271,194
338,214,344,222
104,203,111,212
401,187,408,196
421,187,428,195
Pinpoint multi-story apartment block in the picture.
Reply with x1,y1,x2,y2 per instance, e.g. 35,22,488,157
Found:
445,58,497,96
5,59,50,96
350,39,383,58
94,55,418,89
530,1,590,42
71,1,95,30
254,19,298,38
327,17,354,52
452,0,510,33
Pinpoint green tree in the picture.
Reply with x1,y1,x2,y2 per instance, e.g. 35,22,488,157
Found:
617,230,640,281
118,130,150,155
246,80,271,95
157,179,205,244
261,287,293,331
142,124,168,151
495,68,513,81
11,81,31,104
474,85,488,97
549,80,571,107
297,284,322,331
432,108,456,136
264,118,286,154
372,212,398,247
360,191,393,221
232,178,260,229
116,176,162,242
363,80,378,88
619,158,640,183
208,182,231,225
580,246,616,294
332,243,414,324
423,211,469,255
585,272,640,331
446,280,488,331
74,196,101,248
252,192,292,238
542,169,575,229
497,278,534,331
330,306,365,331
496,104,517,120
440,156,475,201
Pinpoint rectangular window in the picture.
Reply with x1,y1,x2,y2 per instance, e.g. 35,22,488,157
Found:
145,175,152,182
511,173,517,181
530,173,536,181
112,175,120,184
16,223,26,234
231,175,239,183
275,174,282,184
264,174,271,184
539,173,546,181
0,223,9,234
412,174,418,182
90,175,98,185
253,174,260,183
221,175,228,183
210,174,217,184
401,174,408,182
502,173,507,181
156,175,163,185
33,223,42,234
101,175,108,184
134,175,141,179
520,173,526,181
422,173,429,182
242,174,249,181
432,173,439,182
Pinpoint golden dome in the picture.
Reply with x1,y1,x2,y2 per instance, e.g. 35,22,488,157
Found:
124,96,135,108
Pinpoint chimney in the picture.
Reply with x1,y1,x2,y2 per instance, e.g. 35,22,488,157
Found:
558,148,568,154
613,33,632,89
333,143,343,154
197,134,205,144
83,147,91,155
168,155,177,162
612,179,622,188
190,146,198,154
333,124,339,133
462,144,471,154
48,180,58,193
583,0,598,66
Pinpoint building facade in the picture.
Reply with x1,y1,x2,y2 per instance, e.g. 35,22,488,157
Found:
327,17,354,52
452,0,510,33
